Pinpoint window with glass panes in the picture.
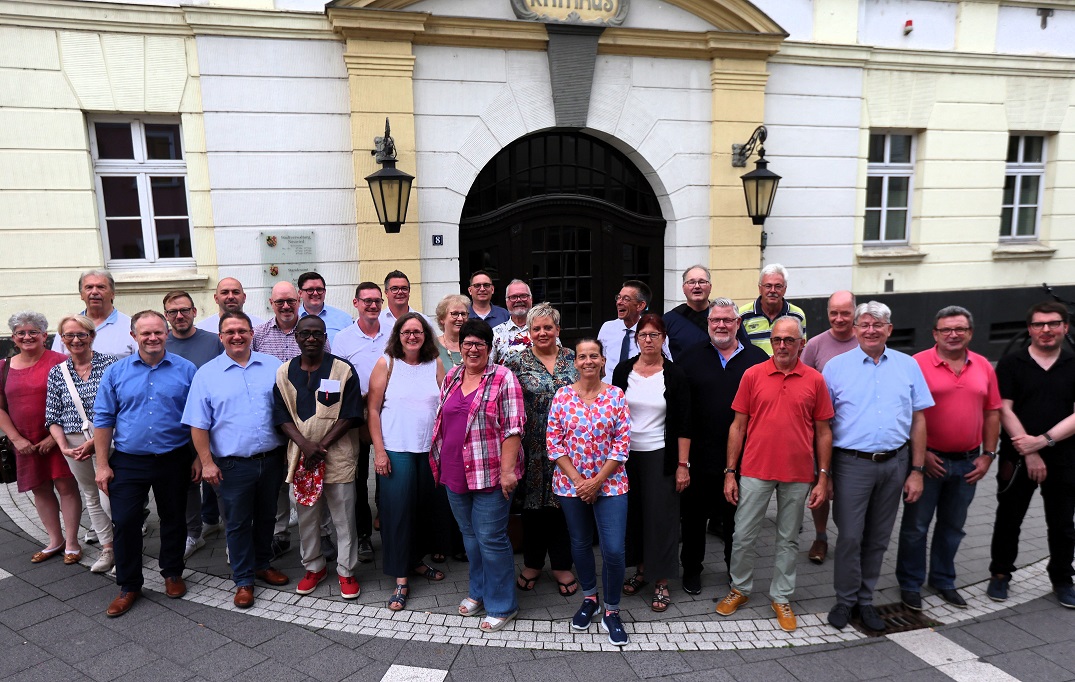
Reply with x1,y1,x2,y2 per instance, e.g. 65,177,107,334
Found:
1000,135,1045,240
89,118,193,266
864,133,914,244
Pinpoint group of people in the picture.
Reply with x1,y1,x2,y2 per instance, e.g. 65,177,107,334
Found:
2,263,1073,648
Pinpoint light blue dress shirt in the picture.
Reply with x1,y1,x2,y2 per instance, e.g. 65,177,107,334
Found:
52,308,137,358
181,351,284,458
299,304,353,345
93,351,197,454
822,345,934,452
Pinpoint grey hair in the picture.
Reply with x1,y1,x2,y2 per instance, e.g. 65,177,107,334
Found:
854,301,892,325
710,298,738,314
759,263,788,284
434,294,472,332
8,310,48,333
78,269,115,292
526,302,561,328
506,279,531,294
772,315,804,338
935,305,973,329
681,265,711,282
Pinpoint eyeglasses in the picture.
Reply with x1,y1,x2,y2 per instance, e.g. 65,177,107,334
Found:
295,330,326,340
771,337,801,346
447,311,469,318
614,295,638,304
470,282,493,290
684,279,710,287
387,286,410,294
708,317,738,326
507,294,531,302
220,329,252,337
13,330,43,338
461,341,488,350
400,330,425,337
358,297,383,306
271,298,298,308
300,287,326,295
856,323,888,331
60,332,91,341
935,327,970,336
1029,320,1064,331
164,307,194,318
761,283,786,291
636,332,663,341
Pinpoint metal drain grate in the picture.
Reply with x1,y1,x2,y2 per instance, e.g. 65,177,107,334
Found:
853,602,943,637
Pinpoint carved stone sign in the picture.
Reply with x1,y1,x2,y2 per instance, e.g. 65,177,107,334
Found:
511,0,629,27
260,230,316,286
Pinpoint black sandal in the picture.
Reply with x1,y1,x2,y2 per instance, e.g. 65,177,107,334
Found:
652,583,671,612
516,572,540,591
388,584,408,611
622,572,647,595
413,563,445,581
430,553,446,564
557,578,579,597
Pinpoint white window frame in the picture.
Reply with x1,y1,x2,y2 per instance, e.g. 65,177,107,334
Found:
89,116,195,269
1000,134,1046,242
864,131,915,246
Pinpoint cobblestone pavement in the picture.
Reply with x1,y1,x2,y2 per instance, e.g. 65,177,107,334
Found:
1,471,1073,680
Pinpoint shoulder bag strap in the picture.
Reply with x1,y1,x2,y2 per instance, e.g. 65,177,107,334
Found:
0,359,9,411
59,361,93,434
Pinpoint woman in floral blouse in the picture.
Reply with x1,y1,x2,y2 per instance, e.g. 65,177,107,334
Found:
547,339,632,647
503,303,578,597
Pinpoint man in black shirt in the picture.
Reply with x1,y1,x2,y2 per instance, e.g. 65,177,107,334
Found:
664,265,712,359
675,298,768,595
988,301,1075,607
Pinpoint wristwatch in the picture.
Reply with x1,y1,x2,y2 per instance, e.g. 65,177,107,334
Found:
983,451,997,460
723,467,737,475
678,461,691,469
910,465,926,474
818,468,831,477
1045,433,1056,447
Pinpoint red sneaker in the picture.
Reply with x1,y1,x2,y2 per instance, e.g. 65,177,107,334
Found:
296,568,327,595
339,575,361,600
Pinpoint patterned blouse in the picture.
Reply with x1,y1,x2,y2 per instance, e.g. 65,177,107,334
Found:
503,347,577,509
44,352,119,434
547,384,631,497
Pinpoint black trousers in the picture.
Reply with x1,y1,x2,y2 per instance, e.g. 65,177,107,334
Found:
680,471,735,578
354,434,373,538
990,457,1075,587
521,506,572,572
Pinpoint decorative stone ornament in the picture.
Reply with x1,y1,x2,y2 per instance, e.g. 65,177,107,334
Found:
510,0,629,27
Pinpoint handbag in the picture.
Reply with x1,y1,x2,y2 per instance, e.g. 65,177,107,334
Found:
59,361,94,441
0,359,16,484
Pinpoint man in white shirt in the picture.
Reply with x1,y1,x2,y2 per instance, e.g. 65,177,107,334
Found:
379,270,427,328
52,269,136,358
197,278,266,333
597,280,667,382
491,280,535,363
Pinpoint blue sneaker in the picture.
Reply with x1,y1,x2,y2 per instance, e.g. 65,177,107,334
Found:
571,598,599,630
601,610,628,646
1055,585,1075,609
987,575,1010,602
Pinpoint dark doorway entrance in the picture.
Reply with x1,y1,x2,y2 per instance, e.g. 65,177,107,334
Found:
459,131,666,344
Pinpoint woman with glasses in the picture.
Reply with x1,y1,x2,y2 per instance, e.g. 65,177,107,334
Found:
367,313,446,610
502,303,579,596
430,319,525,632
611,313,691,612
45,315,120,572
0,312,82,564
434,294,471,371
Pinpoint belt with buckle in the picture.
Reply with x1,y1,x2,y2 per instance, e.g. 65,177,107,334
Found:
217,447,284,462
928,447,980,461
835,444,906,463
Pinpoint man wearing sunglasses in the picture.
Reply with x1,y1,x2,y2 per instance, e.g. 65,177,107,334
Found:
988,301,1075,608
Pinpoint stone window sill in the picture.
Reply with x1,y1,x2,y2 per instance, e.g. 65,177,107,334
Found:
112,270,210,293
855,247,926,265
992,242,1056,261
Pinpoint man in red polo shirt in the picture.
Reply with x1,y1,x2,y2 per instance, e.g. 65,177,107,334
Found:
714,317,834,632
896,305,1000,610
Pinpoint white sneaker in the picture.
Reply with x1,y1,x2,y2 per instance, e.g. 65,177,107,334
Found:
90,548,114,573
288,508,298,528
84,529,98,544
183,536,205,560
201,522,224,539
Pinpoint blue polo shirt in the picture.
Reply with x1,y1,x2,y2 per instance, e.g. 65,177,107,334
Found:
822,345,934,452
299,304,354,345
182,351,284,458
469,304,510,329
93,351,197,454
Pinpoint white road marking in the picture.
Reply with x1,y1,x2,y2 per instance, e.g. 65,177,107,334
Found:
378,664,448,682
889,629,1019,682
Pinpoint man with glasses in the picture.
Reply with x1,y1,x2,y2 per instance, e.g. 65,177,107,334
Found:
467,270,510,328
162,290,225,562
182,312,290,609
675,299,768,595
738,264,806,356
987,301,1075,608
197,278,266,333
822,301,933,632
297,271,353,345
895,306,1000,611
380,270,430,327
597,280,668,382
491,279,548,363
664,265,713,359
273,316,364,600
52,269,137,358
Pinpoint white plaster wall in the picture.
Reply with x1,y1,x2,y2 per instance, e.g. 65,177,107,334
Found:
859,0,956,51
406,0,715,31
411,44,711,313
751,0,812,41
995,6,1075,58
761,63,864,298
197,36,357,319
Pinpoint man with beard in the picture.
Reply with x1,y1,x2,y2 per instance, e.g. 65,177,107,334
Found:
491,280,551,363
197,278,265,333
52,269,136,358
738,264,806,356
664,265,712,360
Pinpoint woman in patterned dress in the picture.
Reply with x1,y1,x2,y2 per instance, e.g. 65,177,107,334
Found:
547,338,632,646
45,314,119,573
434,294,470,372
503,303,578,596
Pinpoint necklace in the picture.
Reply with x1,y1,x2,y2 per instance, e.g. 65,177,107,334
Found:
574,382,602,402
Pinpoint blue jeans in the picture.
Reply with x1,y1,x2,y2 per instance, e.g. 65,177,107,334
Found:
445,488,518,618
560,494,628,611
213,450,286,587
896,456,977,591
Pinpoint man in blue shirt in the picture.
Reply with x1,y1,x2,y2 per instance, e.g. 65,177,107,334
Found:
467,270,510,329
93,311,198,618
822,301,933,632
182,312,290,609
298,271,354,345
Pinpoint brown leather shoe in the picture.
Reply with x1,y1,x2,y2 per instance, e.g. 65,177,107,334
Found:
234,586,255,609
164,576,187,599
106,590,141,617
255,567,289,586
808,539,828,565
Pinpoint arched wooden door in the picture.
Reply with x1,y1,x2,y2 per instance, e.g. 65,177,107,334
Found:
459,131,666,344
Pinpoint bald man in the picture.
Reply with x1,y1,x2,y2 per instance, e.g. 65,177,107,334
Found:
198,278,266,333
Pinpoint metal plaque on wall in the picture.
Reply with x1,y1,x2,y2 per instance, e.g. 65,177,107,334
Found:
510,0,629,26
260,230,316,286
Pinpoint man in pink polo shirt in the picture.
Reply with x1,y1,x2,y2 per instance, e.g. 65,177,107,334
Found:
896,305,1000,610
713,317,834,632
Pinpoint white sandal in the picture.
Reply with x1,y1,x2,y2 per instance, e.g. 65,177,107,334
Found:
479,611,517,632
458,597,484,617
